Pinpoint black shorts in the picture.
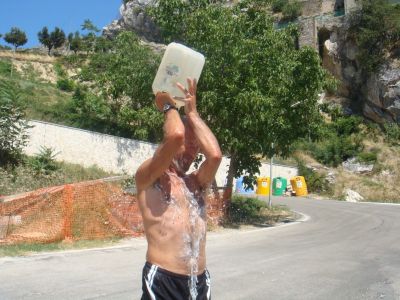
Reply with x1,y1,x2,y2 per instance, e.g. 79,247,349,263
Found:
141,262,211,300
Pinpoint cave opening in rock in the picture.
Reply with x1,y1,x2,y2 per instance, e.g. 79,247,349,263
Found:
317,28,331,60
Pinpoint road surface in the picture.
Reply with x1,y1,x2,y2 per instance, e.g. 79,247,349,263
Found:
1,197,399,299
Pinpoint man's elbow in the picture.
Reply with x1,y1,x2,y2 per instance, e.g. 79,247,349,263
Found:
167,129,185,145
209,150,222,165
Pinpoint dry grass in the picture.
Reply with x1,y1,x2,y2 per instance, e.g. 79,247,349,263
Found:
0,50,55,63
306,137,400,203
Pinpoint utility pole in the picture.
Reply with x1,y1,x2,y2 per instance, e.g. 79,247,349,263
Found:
268,142,274,208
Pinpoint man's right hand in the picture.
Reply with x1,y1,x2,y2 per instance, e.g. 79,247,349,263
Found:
155,92,176,112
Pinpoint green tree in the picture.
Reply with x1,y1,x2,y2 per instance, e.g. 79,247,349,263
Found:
69,31,82,54
81,19,100,54
77,32,162,141
147,0,218,43
94,36,113,53
4,27,27,51
150,1,328,190
50,27,66,50
0,81,31,166
38,27,51,53
81,19,100,33
38,27,66,55
349,0,400,74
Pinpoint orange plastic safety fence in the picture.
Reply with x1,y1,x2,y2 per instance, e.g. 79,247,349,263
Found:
0,179,230,245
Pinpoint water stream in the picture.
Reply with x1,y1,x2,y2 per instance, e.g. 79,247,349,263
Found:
166,172,206,300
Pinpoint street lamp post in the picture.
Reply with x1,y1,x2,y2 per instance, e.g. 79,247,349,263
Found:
268,142,274,208
268,101,301,208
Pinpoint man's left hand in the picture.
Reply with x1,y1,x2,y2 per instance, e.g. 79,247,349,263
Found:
176,78,198,116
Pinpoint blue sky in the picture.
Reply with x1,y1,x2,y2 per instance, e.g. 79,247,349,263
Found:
0,0,122,48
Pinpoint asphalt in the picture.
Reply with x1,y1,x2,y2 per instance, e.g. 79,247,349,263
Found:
0,196,400,300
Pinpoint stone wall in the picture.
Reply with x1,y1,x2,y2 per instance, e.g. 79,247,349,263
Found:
24,121,298,187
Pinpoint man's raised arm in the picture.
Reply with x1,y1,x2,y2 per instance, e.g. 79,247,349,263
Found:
135,93,184,191
177,78,222,188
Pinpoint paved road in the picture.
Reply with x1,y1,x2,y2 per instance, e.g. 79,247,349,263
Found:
1,197,400,300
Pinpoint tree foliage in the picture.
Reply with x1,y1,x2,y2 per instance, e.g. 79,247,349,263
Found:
0,81,31,166
349,0,400,74
4,27,27,51
147,0,222,43
38,26,66,55
80,19,101,54
297,105,364,167
38,27,51,52
75,31,162,141
149,1,328,188
68,31,83,54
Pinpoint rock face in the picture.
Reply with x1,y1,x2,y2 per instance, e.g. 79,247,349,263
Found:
342,157,374,174
316,15,400,124
103,0,162,42
362,62,400,124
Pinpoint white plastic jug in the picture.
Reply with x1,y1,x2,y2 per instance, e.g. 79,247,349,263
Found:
152,42,205,108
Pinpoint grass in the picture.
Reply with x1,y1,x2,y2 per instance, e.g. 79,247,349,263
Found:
318,139,400,203
0,159,115,196
224,195,295,227
0,68,74,125
0,238,123,257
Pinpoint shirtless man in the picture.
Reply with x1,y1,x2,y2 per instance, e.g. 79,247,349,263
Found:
135,78,222,300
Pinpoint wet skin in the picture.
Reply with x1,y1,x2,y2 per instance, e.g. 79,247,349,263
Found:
135,78,222,278
137,168,207,275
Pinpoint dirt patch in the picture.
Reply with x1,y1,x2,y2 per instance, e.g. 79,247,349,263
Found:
12,60,58,83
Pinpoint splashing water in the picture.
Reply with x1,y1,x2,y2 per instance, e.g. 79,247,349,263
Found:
168,172,206,300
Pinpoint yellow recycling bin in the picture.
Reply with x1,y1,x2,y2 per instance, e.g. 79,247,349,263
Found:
290,176,308,196
256,177,270,195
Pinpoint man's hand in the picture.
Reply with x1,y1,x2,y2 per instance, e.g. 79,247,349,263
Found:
176,78,198,116
155,92,176,112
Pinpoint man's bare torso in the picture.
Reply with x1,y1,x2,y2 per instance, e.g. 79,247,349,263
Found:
137,169,207,275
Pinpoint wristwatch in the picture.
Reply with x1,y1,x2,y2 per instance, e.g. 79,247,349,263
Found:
163,103,178,113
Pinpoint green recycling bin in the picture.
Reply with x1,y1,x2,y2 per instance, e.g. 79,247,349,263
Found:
272,177,287,196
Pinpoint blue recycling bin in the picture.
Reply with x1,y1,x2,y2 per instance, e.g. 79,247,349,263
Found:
235,177,255,194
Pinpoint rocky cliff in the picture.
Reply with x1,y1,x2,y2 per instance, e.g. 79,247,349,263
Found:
319,16,400,124
103,0,161,42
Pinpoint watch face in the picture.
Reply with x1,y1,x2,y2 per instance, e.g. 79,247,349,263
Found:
163,103,172,112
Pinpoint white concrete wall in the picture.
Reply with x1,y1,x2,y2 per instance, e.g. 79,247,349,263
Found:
24,121,297,187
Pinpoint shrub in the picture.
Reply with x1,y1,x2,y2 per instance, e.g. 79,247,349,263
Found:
28,146,60,175
271,0,288,12
229,195,266,223
296,159,331,194
0,81,31,166
54,62,67,78
311,135,363,167
357,151,378,164
282,1,302,21
349,0,400,74
0,59,12,76
383,122,400,145
332,116,363,136
57,78,75,92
